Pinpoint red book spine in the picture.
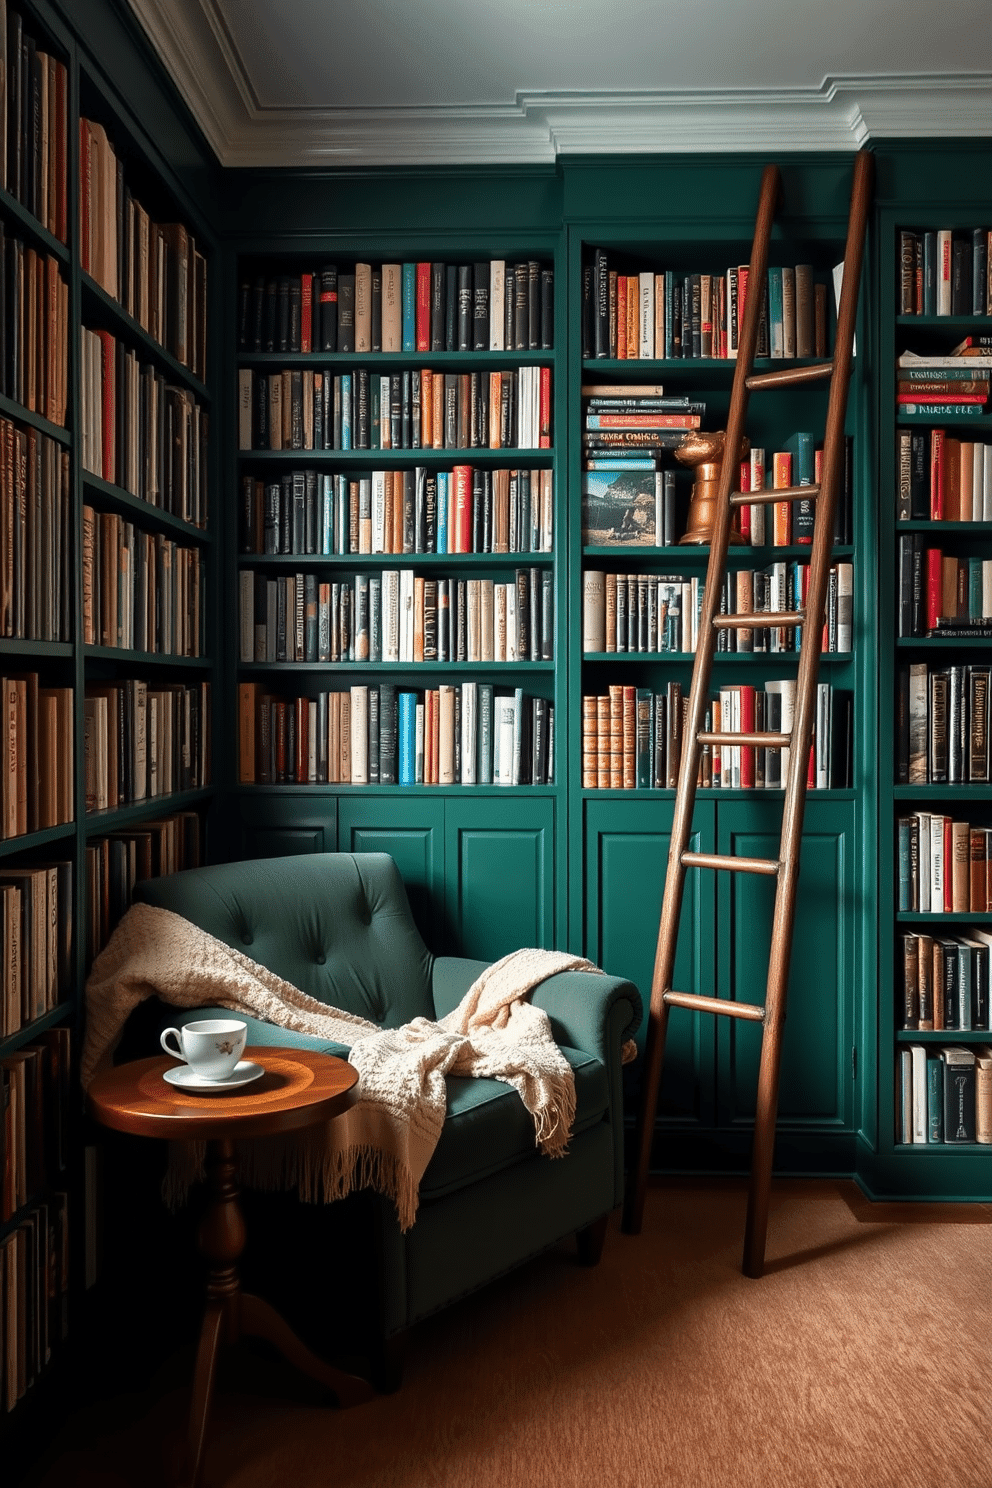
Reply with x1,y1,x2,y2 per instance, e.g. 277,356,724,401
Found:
416,262,431,353
300,274,312,353
539,367,552,449
453,464,472,554
738,458,751,541
740,684,755,787
737,266,750,347
295,697,308,782
930,429,945,518
926,547,942,630
943,816,953,912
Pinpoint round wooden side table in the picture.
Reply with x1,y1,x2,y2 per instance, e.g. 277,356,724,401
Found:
87,1046,373,1488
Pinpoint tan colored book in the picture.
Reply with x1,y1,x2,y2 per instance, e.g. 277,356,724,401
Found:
354,263,372,352
381,264,401,353
438,685,456,785
975,1046,992,1145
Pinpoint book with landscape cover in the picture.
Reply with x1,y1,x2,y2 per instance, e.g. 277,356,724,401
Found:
582,469,660,546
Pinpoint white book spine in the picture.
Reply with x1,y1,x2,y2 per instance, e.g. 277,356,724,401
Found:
490,260,505,351
461,682,477,784
350,687,368,783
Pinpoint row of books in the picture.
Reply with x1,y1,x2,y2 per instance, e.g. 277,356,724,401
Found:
582,561,853,656
79,117,207,377
0,418,71,642
900,929,992,1032
1,1028,70,1219
237,682,553,788
583,253,832,361
238,365,552,454
0,675,72,839
86,812,202,963
581,681,851,792
81,507,203,657
80,327,210,526
897,541,992,637
895,361,988,419
0,860,70,1037
897,1044,991,1146
896,815,992,914
1,10,69,244
0,1191,69,1411
896,429,992,523
239,464,554,559
82,679,211,813
896,662,990,785
0,224,68,425
897,230,992,317
239,568,554,667
238,260,553,356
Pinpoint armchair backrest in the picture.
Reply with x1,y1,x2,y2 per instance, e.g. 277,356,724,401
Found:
135,852,436,1027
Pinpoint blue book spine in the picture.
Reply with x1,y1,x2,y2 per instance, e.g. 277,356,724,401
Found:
436,472,449,554
767,267,784,357
321,474,333,555
478,683,493,784
926,1054,944,1142
402,263,416,351
398,692,417,784
341,374,352,450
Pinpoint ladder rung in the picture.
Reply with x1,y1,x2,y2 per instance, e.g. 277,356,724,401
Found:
663,989,766,1022
745,361,834,390
681,850,780,877
713,611,804,629
697,731,791,748
729,483,819,508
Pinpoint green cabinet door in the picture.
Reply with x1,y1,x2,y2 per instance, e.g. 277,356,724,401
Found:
585,798,716,1131
234,791,337,859
716,797,856,1142
444,797,555,961
337,796,445,950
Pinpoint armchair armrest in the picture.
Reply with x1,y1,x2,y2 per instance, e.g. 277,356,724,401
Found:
431,957,642,1065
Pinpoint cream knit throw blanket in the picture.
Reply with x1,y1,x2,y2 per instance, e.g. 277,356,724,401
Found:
83,902,602,1231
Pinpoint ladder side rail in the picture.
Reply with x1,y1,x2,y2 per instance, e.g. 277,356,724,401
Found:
624,162,782,1235
741,149,874,1276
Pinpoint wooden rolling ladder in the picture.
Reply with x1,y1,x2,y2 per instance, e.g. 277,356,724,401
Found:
622,150,874,1277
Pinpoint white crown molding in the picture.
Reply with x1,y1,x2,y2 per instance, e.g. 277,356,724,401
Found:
125,2,992,167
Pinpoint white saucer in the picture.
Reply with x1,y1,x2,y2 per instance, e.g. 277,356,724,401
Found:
163,1059,264,1094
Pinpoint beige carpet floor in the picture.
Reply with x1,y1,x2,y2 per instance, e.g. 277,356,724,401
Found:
31,1179,992,1488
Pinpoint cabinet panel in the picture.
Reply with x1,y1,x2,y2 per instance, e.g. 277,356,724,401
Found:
337,797,445,950
585,799,715,1127
236,793,337,859
444,798,554,960
718,798,855,1131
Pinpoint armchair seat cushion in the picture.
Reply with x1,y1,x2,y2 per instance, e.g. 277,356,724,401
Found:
421,1047,608,1200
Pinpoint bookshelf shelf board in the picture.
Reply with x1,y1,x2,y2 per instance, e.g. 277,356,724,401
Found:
240,447,553,467
237,783,559,799
895,910,992,923
895,636,992,650
0,639,73,659
80,274,211,403
896,414,992,431
82,474,212,543
896,521,992,534
580,650,849,665
83,787,214,834
0,393,71,446
0,185,70,264
83,647,211,668
0,823,75,859
893,784,992,800
238,660,554,675
581,544,854,563
581,787,858,801
0,1002,74,1061
581,356,836,377
238,350,553,371
239,551,553,570
894,1142,992,1154
895,1029,992,1044
895,314,992,329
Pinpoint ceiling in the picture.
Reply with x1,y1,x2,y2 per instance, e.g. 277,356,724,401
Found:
126,0,992,166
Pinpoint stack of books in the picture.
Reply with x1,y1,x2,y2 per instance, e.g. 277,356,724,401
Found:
896,339,992,419
580,384,703,546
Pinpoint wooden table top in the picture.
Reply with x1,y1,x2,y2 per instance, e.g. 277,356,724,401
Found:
87,1046,359,1141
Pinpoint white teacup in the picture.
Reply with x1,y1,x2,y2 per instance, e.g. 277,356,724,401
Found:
160,1019,248,1080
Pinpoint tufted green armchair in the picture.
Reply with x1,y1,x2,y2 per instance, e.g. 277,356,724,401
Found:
128,851,641,1384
